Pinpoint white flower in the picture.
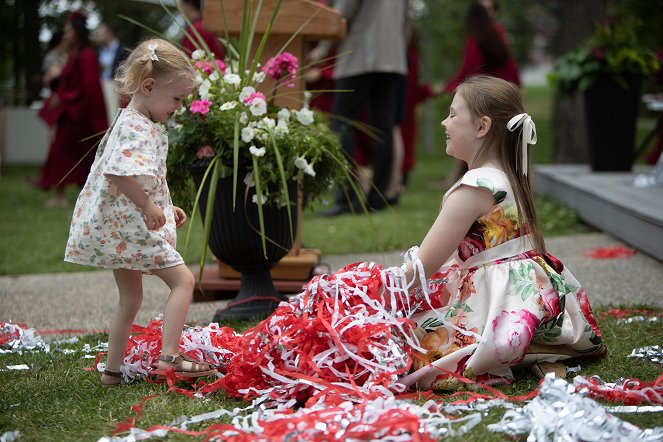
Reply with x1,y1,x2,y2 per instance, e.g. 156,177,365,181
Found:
274,119,289,139
296,107,314,126
223,73,241,86
258,117,276,131
209,71,220,82
249,98,267,116
241,126,255,143
252,193,267,205
198,79,211,100
253,71,266,83
304,90,312,107
277,108,290,122
249,145,266,157
239,112,248,125
243,172,255,188
294,156,316,177
191,49,206,60
220,101,237,111
239,86,256,102
195,72,204,85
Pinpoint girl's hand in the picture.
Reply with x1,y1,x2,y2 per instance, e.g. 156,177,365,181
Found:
173,206,187,228
142,202,166,230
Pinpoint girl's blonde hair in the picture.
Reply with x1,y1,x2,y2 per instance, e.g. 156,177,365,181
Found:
455,75,545,254
115,38,195,96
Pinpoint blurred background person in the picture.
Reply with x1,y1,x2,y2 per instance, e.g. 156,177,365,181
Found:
179,0,226,59
41,30,68,98
95,22,128,120
316,0,409,216
36,11,108,208
437,0,521,188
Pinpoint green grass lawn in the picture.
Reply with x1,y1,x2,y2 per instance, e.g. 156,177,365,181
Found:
1,85,661,440
0,308,660,441
0,85,598,275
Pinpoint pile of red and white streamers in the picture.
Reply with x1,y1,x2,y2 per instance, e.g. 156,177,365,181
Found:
488,374,663,441
114,251,433,403
0,321,48,354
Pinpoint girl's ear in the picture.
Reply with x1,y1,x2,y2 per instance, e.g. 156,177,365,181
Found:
476,116,492,138
139,77,156,95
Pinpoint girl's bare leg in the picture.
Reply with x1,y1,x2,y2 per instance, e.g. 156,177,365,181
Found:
151,264,200,371
102,269,143,385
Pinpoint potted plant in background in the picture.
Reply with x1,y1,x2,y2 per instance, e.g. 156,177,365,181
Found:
167,1,354,321
550,16,659,171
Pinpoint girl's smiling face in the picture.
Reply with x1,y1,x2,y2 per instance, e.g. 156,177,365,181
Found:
441,92,480,163
141,77,194,123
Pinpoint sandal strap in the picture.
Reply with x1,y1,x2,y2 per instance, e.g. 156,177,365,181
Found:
158,354,181,364
179,352,213,371
103,370,122,378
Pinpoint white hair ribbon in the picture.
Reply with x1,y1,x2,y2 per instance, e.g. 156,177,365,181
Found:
506,113,537,176
147,44,159,62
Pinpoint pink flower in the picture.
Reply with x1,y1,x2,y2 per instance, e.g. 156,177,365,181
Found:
216,59,226,73
243,91,266,104
195,61,215,75
577,289,602,339
262,52,298,88
190,99,212,115
196,145,216,159
492,309,541,364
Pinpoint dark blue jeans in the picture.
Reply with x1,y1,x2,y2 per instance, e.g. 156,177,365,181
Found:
331,72,403,207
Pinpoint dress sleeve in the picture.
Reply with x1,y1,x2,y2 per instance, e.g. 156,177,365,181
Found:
100,119,159,178
444,169,503,203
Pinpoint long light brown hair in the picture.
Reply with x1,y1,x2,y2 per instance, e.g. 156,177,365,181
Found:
455,75,545,253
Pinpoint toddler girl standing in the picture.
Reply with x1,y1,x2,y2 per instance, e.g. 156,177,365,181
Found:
393,75,606,389
65,39,216,386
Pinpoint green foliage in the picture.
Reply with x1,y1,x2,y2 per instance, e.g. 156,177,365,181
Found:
0,308,661,440
550,17,660,94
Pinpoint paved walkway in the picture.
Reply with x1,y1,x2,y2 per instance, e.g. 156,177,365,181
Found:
1,233,661,335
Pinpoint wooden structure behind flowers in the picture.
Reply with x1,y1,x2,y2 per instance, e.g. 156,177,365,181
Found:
203,0,346,109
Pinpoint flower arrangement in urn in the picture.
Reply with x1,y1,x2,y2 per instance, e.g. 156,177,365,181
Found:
551,16,660,95
166,2,354,266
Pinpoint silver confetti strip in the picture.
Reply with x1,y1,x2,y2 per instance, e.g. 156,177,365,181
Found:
627,345,663,364
617,316,659,324
487,374,663,441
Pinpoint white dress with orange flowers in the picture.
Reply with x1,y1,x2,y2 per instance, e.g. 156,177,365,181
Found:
65,108,183,271
399,168,605,390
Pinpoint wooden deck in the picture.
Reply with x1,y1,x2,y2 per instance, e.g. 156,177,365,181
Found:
534,164,663,262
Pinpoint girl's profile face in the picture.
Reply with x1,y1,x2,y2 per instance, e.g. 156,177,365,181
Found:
143,77,194,123
441,92,479,163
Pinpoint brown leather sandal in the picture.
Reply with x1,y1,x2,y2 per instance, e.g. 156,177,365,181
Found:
530,362,567,379
153,353,218,379
101,369,122,387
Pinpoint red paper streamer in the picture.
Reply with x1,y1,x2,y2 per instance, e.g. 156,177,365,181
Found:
583,245,637,259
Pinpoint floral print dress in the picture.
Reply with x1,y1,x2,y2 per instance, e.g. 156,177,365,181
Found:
65,108,183,271
400,168,605,390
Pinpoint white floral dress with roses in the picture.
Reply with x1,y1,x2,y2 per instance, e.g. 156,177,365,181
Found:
399,168,605,390
65,108,183,271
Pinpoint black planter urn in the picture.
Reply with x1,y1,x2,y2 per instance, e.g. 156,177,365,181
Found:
583,74,642,172
189,161,297,322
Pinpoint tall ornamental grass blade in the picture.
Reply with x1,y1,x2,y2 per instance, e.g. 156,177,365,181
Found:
251,156,268,258
232,114,240,209
159,0,213,57
269,133,294,245
182,158,217,259
199,157,222,280
237,0,253,76
246,0,282,85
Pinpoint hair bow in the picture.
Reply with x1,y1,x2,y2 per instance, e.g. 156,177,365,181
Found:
506,113,537,176
147,44,159,62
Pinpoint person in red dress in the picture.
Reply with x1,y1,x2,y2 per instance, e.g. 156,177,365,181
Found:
439,0,521,188
179,0,226,60
37,11,108,208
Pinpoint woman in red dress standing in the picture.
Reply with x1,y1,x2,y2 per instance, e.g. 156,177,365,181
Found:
37,11,108,207
439,0,521,188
